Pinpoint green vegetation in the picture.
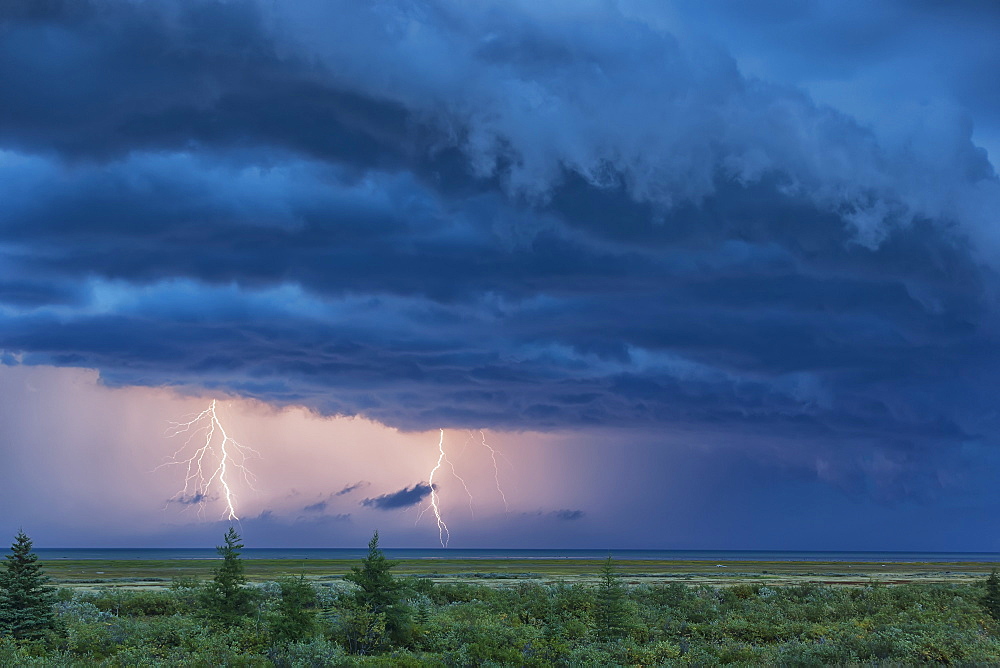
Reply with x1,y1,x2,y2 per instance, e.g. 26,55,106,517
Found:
272,576,319,643
2,530,1000,665
339,530,411,653
199,527,258,628
595,554,630,640
34,555,997,586
984,568,1000,620
0,530,55,640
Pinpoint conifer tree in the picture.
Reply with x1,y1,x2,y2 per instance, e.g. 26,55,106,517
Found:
273,575,318,642
200,527,257,627
594,553,630,640
345,531,403,611
343,530,410,647
0,530,55,639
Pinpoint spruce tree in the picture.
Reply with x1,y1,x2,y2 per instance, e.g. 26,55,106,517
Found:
272,575,318,642
594,553,630,640
0,530,55,639
200,527,257,627
345,531,403,611
344,530,410,647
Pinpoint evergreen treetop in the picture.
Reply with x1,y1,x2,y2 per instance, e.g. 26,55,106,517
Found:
342,530,412,648
0,530,55,639
199,527,256,627
215,527,248,587
595,553,630,640
344,530,403,611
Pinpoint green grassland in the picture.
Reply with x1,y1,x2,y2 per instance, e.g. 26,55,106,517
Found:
42,556,996,588
2,554,997,665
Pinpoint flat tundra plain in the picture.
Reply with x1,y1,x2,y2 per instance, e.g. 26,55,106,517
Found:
39,558,996,590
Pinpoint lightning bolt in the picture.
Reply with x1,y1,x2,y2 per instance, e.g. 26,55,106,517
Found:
478,430,510,513
158,400,259,522
426,429,451,547
445,442,476,518
411,428,516,545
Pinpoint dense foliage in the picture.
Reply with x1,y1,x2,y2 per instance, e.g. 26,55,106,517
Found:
983,568,1000,621
1,534,999,665
0,576,998,665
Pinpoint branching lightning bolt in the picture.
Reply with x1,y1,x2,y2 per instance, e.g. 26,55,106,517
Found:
158,400,259,522
445,447,475,518
426,429,451,547
478,430,510,513
413,429,513,546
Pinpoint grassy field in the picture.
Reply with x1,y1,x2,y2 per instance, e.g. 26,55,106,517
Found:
40,557,998,589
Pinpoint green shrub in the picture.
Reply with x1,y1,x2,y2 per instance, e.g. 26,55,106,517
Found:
271,637,349,666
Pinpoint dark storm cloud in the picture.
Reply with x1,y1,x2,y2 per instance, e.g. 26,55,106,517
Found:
671,0,1000,88
361,484,433,511
336,482,370,497
168,492,210,506
0,0,417,167
667,0,1000,170
299,482,370,515
1,0,999,502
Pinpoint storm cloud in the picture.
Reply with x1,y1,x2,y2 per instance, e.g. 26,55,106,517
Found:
1,0,998,507
361,484,434,511
336,481,370,497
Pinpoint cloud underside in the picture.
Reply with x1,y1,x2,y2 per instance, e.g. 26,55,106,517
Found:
362,484,434,510
0,0,999,496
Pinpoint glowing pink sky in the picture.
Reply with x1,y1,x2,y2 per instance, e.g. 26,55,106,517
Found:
0,364,605,547
2,363,991,550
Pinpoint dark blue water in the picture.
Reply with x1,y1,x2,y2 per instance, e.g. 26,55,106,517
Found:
33,548,1000,562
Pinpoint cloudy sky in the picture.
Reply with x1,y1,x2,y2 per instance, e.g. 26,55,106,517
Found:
1,0,999,550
